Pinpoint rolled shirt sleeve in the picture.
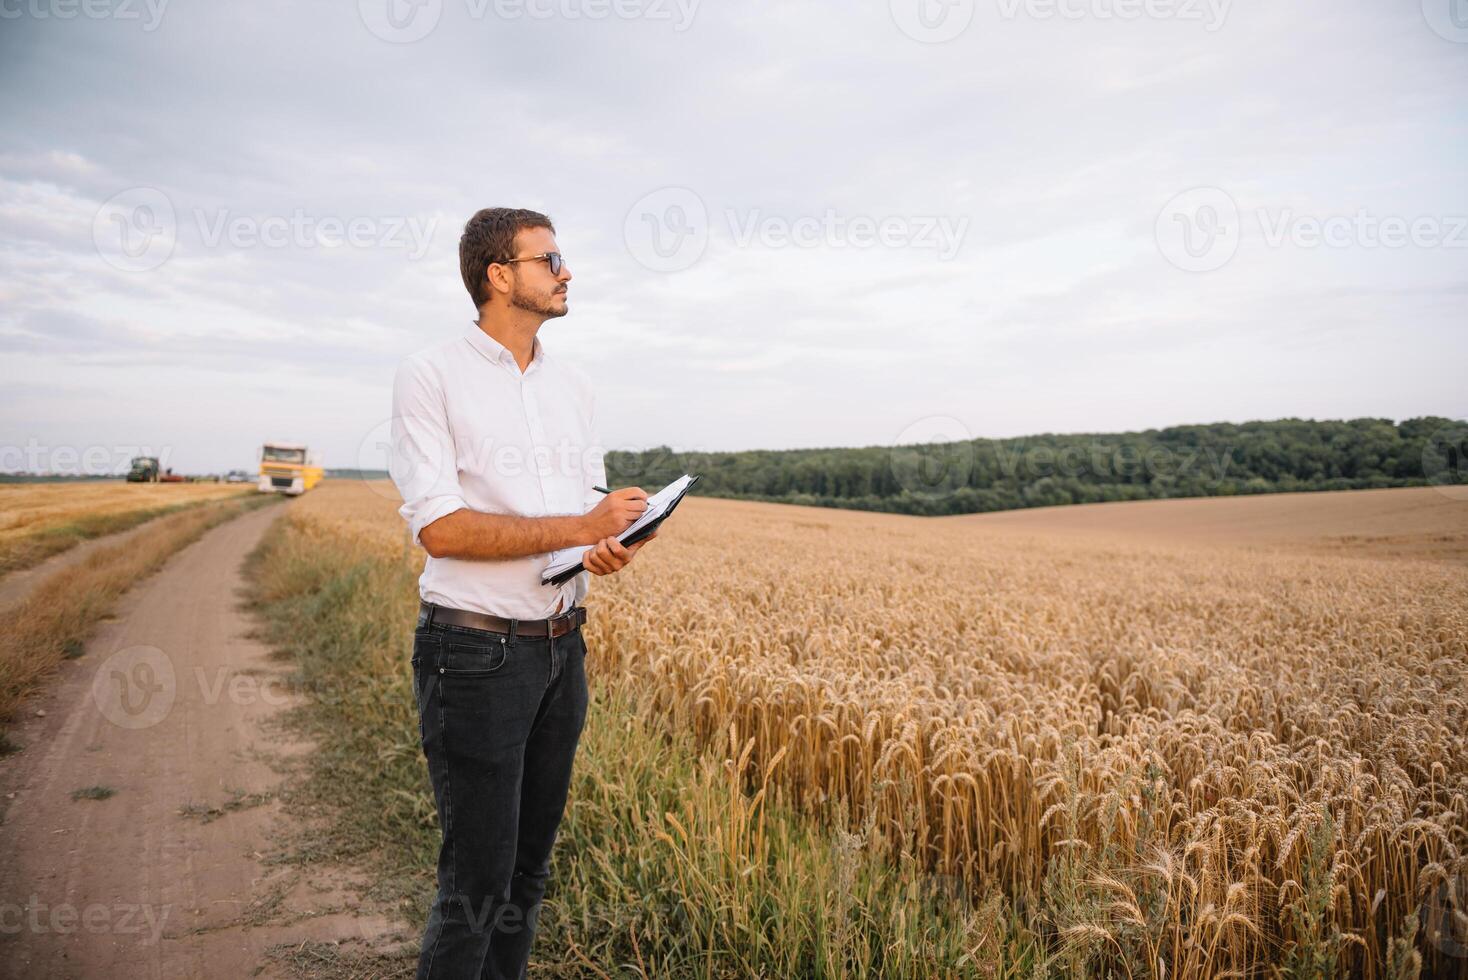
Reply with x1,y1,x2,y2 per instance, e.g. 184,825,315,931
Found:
391,356,467,548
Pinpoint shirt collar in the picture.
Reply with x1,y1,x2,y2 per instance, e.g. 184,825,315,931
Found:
464,321,546,375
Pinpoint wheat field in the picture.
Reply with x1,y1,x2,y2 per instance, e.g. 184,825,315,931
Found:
285,480,1468,977
0,480,251,575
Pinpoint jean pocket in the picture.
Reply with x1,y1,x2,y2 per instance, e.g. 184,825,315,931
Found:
440,636,508,675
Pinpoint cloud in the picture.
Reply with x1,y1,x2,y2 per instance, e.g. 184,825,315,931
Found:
0,0,1464,469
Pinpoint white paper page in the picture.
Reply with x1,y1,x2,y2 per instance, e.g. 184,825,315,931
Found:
615,474,693,539
543,544,592,579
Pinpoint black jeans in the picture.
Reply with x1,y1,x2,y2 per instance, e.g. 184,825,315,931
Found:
410,613,589,979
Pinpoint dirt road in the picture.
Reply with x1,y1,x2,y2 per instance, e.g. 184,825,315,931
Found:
0,502,403,978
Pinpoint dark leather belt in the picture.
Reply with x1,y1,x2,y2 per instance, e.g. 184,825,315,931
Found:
417,600,586,639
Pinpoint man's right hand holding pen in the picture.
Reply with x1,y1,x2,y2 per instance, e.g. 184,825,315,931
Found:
413,482,656,569
581,485,657,576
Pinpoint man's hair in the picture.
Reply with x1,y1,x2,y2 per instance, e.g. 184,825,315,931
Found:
459,207,555,310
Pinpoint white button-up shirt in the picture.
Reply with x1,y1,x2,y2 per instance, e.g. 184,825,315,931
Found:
389,323,606,620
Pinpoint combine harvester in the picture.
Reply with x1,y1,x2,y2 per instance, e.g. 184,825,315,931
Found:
257,441,324,496
125,456,161,482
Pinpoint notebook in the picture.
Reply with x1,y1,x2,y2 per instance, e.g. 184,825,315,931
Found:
541,474,700,586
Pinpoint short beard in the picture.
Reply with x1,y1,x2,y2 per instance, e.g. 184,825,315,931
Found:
509,282,567,319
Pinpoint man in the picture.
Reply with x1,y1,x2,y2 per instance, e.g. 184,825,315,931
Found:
389,207,655,979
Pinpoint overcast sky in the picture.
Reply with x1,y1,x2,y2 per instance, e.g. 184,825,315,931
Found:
1,0,1465,475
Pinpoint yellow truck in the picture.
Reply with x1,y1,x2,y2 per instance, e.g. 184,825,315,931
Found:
257,442,324,496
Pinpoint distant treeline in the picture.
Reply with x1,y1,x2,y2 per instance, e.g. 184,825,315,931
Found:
327,468,389,480
606,416,1468,516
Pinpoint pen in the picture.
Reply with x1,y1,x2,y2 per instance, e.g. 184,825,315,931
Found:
595,485,650,508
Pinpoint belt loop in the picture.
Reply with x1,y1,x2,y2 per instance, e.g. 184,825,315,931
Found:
425,602,437,628
507,617,516,643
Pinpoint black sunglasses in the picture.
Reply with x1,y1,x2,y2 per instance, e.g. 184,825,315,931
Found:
497,251,564,276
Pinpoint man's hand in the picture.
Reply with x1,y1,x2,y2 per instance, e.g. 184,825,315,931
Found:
415,487,651,561
584,531,657,576
583,487,648,540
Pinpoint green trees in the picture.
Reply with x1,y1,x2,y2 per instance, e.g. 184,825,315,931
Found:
605,417,1467,517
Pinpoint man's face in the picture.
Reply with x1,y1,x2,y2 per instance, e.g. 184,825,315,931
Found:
506,227,572,319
